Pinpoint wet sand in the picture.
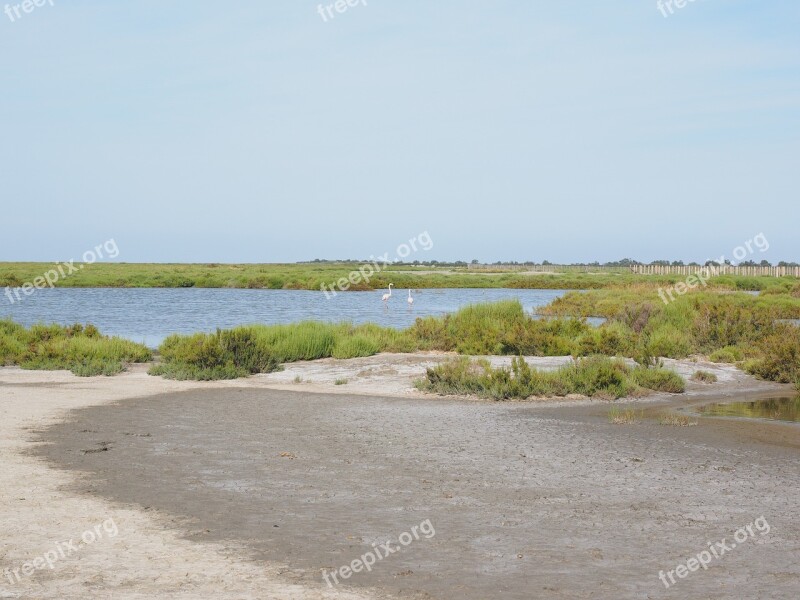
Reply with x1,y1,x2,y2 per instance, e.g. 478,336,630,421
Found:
28,368,800,599
0,367,370,600
3,355,799,598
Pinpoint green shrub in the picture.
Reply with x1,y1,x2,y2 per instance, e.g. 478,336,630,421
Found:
0,335,25,365
690,296,774,351
446,300,527,355
632,366,686,393
71,360,126,377
417,355,683,400
691,370,718,383
646,325,693,358
744,324,800,383
153,327,279,380
0,320,150,376
148,362,250,380
560,356,635,398
504,318,587,356
574,321,636,357
708,345,745,363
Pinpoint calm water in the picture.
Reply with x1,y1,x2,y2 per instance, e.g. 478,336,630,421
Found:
0,288,581,347
698,397,800,423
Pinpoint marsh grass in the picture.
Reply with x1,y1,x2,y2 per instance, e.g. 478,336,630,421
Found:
2,262,795,293
0,320,151,376
542,288,800,384
148,321,420,380
608,406,640,424
691,370,718,383
709,346,746,363
658,413,698,426
416,356,684,400
743,324,800,383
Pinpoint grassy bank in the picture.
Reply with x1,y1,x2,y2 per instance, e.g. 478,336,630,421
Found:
149,321,417,380
149,291,800,386
0,321,151,376
416,356,685,400
1,262,797,292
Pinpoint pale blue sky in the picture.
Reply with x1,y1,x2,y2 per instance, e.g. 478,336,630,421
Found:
1,1,798,263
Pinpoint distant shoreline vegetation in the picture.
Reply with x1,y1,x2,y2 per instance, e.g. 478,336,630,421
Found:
3,289,797,392
1,261,799,293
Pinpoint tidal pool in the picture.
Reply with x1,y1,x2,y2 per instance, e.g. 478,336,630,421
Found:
698,396,800,423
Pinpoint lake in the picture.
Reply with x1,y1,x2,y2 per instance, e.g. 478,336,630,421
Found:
0,288,581,347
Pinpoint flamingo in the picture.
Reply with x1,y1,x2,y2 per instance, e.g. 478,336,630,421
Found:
407,289,414,306
381,283,394,302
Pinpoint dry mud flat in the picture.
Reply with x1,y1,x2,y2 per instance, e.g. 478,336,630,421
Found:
1,355,799,599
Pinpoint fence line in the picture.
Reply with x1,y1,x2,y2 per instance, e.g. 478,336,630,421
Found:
464,264,800,277
630,264,800,277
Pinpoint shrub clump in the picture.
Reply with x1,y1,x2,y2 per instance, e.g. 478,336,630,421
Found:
743,324,800,383
151,328,279,380
0,319,151,376
608,406,640,424
416,356,684,400
691,370,718,383
708,346,745,363
631,366,686,393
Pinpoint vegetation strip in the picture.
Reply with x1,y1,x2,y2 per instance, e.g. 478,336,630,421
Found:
2,263,799,292
416,356,685,400
2,285,799,393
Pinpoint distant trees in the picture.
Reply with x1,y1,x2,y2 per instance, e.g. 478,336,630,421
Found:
308,257,794,268
604,258,641,267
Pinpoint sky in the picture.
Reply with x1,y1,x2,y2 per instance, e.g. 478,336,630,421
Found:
1,0,798,264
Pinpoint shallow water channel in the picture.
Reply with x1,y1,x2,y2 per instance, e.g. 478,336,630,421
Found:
696,396,800,423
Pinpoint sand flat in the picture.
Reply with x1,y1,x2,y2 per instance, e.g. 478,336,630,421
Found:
1,356,799,599
0,367,370,600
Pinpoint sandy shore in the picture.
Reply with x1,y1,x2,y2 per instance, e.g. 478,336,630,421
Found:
1,354,798,599
0,367,374,600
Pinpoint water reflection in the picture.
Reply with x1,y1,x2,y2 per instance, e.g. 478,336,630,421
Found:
698,397,800,423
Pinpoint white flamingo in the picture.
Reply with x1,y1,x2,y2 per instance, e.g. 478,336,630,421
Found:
407,289,414,306
381,283,394,303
